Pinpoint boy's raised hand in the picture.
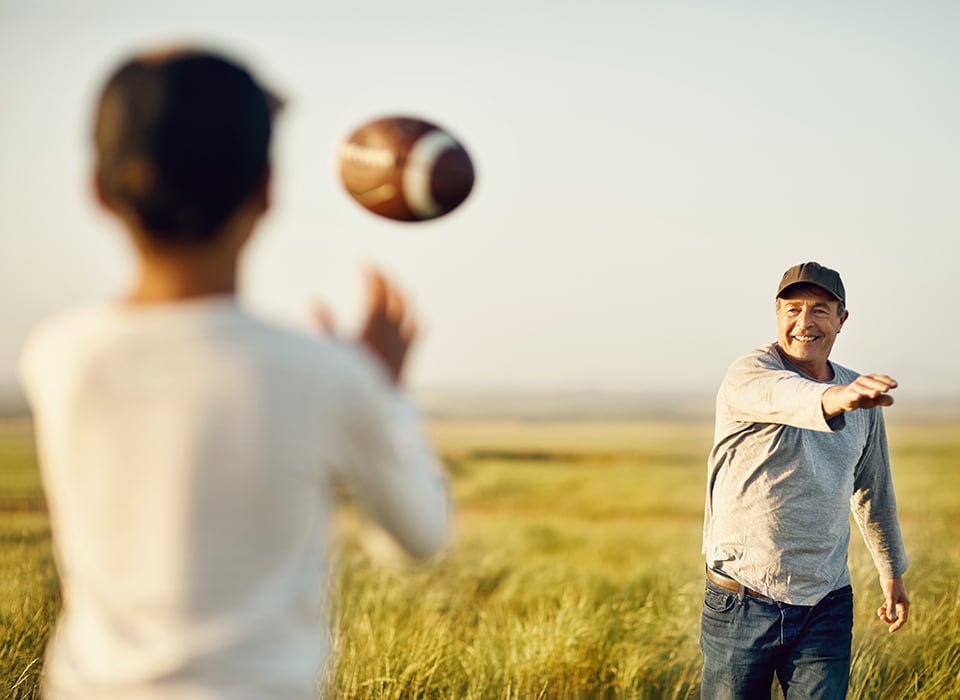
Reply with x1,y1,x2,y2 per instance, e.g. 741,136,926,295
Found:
312,269,417,385
359,269,417,384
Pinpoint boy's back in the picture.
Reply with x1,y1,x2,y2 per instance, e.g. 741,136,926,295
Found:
22,298,448,698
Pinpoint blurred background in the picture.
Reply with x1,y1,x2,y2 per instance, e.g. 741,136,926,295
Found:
2,0,958,415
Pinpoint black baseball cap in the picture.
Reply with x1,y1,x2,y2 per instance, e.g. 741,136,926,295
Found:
776,262,845,305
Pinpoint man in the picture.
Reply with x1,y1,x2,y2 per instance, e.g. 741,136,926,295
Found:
700,261,910,699
19,49,450,699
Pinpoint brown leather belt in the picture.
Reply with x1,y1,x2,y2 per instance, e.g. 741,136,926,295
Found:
705,567,762,598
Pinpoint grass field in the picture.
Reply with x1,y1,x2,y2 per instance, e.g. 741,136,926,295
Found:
2,416,958,698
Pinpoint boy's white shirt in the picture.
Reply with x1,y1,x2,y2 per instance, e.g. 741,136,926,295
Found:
19,297,450,699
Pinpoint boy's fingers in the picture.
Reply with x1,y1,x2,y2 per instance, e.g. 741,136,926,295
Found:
401,317,418,344
365,267,412,327
311,304,336,335
385,286,406,324
364,268,389,317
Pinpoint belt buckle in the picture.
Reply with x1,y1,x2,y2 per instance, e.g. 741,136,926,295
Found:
707,566,758,598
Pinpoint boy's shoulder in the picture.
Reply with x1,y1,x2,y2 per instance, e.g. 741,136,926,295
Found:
21,299,390,391
21,303,109,365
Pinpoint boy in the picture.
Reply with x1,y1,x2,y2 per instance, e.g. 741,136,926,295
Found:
19,48,451,699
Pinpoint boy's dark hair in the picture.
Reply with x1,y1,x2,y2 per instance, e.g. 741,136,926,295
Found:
94,49,282,243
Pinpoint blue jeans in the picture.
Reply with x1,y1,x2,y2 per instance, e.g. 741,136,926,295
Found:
700,578,853,699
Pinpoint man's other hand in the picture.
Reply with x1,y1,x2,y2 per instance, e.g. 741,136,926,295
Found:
877,577,910,633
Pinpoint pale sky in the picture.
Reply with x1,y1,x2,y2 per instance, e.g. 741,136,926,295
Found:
2,1,959,404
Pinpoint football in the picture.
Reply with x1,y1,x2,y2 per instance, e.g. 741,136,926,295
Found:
337,116,474,222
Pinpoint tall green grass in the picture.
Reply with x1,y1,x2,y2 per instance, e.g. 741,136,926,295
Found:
0,421,58,700
2,417,958,698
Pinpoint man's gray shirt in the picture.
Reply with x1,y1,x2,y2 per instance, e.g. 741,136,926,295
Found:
702,343,909,605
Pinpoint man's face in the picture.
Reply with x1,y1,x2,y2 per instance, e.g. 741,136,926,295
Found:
776,285,848,374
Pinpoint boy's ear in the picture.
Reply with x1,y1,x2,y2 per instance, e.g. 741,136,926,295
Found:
92,167,116,212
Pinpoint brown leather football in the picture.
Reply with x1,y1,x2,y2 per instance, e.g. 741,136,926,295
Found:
338,116,474,222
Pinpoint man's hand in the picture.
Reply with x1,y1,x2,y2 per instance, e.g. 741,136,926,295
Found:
877,577,910,633
821,374,897,418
